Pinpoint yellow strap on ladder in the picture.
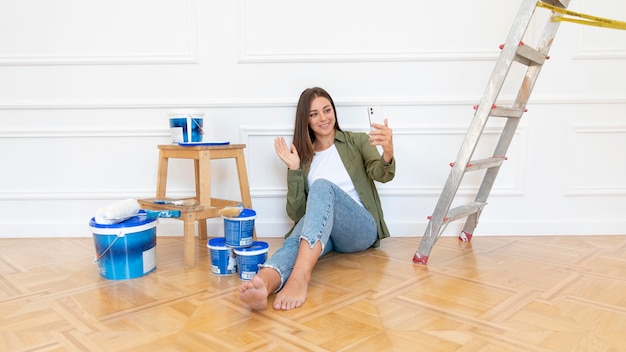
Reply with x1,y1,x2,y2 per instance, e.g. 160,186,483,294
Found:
537,1,626,30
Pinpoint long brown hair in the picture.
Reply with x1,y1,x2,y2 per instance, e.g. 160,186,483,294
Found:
292,87,342,166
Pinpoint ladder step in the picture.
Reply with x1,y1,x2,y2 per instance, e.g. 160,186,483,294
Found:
515,43,547,66
470,156,507,171
444,202,486,223
490,106,526,118
451,156,507,172
473,104,526,118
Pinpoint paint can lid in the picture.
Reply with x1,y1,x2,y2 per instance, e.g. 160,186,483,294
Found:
233,241,269,255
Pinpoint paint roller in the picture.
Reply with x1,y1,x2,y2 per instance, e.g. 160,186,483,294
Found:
218,204,244,218
95,199,181,225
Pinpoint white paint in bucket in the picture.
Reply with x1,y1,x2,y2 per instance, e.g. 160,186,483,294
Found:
223,208,256,247
233,241,269,280
168,112,204,143
207,237,237,276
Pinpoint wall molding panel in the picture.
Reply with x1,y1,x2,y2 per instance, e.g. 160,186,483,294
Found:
572,2,626,60
574,49,626,61
237,0,517,64
0,129,168,139
0,0,199,66
564,123,626,196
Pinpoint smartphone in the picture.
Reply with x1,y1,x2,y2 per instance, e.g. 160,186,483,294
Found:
367,105,385,130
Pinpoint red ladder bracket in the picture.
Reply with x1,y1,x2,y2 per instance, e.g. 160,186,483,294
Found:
412,253,429,264
459,231,473,242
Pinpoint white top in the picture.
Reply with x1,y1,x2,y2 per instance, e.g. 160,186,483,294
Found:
308,144,362,206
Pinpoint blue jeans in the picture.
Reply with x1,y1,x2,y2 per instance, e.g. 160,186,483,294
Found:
261,178,378,291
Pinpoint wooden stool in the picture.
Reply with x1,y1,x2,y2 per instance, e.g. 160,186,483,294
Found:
138,144,252,269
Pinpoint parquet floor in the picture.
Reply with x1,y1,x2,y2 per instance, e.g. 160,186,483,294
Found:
2,234,626,351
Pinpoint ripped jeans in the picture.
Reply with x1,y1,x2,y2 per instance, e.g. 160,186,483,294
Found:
260,178,378,292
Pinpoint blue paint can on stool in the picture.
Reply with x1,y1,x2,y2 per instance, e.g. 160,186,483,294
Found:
89,213,157,280
169,114,204,143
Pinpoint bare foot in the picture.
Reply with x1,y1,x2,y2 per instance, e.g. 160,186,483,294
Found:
273,272,308,310
239,276,269,310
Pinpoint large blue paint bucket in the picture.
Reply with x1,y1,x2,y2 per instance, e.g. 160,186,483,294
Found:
223,208,256,247
169,113,204,143
89,213,157,280
234,241,269,280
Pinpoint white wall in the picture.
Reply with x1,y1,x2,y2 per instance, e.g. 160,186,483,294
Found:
1,0,624,239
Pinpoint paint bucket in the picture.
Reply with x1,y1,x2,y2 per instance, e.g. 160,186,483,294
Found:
168,113,204,143
89,212,157,280
234,241,269,280
223,208,256,247
207,237,237,276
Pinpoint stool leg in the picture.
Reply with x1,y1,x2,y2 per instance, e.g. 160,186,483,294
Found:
183,214,195,269
197,152,211,206
198,219,207,241
156,150,169,199
234,149,255,240
234,149,253,209
196,152,209,242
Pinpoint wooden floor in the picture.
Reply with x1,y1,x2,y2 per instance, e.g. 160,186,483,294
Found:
2,234,626,351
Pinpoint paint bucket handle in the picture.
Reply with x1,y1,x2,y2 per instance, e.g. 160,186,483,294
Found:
93,231,124,263
189,113,205,135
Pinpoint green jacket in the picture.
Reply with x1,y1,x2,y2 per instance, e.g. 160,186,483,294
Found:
284,130,396,247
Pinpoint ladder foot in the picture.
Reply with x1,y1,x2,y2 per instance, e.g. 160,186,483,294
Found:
412,253,429,265
459,231,473,242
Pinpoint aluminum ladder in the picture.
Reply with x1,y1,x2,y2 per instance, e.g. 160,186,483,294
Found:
413,0,570,264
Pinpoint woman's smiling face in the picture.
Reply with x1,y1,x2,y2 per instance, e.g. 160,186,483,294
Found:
307,96,335,138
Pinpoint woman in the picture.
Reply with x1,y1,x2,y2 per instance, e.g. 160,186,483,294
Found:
239,87,395,310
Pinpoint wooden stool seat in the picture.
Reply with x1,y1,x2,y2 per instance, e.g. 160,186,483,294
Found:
139,144,252,269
